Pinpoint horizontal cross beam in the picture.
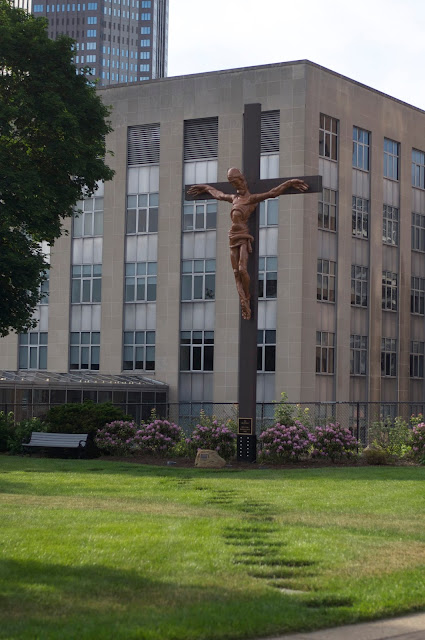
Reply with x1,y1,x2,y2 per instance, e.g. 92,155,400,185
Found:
184,175,322,201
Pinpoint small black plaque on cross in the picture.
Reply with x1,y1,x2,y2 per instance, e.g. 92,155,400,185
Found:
185,103,322,462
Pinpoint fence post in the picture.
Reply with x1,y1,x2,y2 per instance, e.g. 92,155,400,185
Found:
356,402,360,452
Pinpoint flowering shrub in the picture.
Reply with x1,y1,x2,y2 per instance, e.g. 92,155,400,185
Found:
311,423,358,461
95,420,138,455
258,421,314,462
411,422,425,460
132,419,183,456
186,420,236,460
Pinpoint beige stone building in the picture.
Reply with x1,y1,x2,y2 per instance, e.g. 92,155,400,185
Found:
2,60,425,420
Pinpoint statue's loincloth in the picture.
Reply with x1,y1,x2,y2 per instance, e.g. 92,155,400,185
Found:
229,230,254,253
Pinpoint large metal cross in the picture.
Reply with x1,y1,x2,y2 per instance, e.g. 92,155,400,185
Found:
185,103,322,461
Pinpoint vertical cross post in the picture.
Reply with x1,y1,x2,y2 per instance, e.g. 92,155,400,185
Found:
237,103,261,462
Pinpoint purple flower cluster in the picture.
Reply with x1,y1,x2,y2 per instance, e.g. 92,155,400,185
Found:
411,422,425,459
133,419,183,456
311,423,357,461
258,421,359,463
186,420,236,460
95,420,138,455
259,421,314,462
95,419,182,456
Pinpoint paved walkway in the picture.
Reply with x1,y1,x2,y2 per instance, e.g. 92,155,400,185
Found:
259,611,425,640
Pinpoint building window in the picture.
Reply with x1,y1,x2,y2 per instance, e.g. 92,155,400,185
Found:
259,256,277,299
318,188,337,231
412,149,425,189
257,330,276,372
259,198,278,226
411,277,425,315
182,199,217,231
351,265,368,307
70,331,100,370
382,271,398,311
180,331,214,371
87,29,96,37
125,262,157,302
87,16,96,23
350,335,367,375
73,196,103,237
181,259,215,301
33,4,44,10
126,193,158,234
123,331,155,371
39,274,49,305
140,51,150,59
382,205,399,246
140,39,150,46
383,138,399,180
319,114,338,161
317,259,336,303
19,332,48,370
141,0,151,6
352,126,370,170
316,331,335,374
352,196,369,239
412,212,425,252
141,12,151,19
381,338,397,377
410,341,424,378
141,26,151,34
139,64,149,72
71,265,102,303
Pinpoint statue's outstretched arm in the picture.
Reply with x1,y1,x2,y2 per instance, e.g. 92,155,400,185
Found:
249,179,309,204
187,184,233,202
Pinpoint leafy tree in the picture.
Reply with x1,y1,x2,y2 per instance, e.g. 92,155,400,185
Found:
0,0,114,336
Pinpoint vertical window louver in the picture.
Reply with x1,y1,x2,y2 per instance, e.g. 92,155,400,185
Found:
184,117,218,161
127,123,160,165
261,111,280,153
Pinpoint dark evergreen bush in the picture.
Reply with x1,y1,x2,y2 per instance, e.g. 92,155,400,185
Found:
44,401,130,436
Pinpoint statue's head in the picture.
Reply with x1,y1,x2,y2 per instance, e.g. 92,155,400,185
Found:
227,167,248,193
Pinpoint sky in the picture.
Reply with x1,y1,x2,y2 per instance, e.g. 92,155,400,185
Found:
168,0,425,111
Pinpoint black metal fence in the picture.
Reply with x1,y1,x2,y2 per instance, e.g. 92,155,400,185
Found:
1,400,424,446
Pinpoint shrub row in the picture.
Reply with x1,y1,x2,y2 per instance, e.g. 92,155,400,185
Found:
2,400,425,464
95,416,237,459
259,422,358,462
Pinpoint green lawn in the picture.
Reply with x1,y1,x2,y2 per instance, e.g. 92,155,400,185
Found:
1,456,425,640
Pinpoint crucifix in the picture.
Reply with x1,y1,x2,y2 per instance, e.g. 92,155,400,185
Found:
185,103,322,461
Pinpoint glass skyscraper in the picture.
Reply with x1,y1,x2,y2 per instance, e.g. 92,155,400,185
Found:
31,0,168,86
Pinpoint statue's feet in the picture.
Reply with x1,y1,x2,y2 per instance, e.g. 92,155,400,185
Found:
241,299,251,320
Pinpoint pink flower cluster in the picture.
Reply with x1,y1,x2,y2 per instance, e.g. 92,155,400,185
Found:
95,419,182,456
259,421,314,462
95,420,138,455
259,421,358,463
311,423,357,461
411,422,425,459
186,420,236,460
132,419,183,455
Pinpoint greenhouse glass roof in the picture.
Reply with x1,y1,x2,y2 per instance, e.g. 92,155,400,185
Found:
0,370,168,388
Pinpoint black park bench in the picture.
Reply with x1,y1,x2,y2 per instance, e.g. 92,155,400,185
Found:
23,432,89,458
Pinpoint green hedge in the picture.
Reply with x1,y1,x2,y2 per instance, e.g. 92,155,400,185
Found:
44,401,130,436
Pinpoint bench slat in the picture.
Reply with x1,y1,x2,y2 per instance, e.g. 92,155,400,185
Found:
24,432,88,449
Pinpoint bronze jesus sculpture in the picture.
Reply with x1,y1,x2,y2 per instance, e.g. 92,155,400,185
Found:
188,168,309,320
